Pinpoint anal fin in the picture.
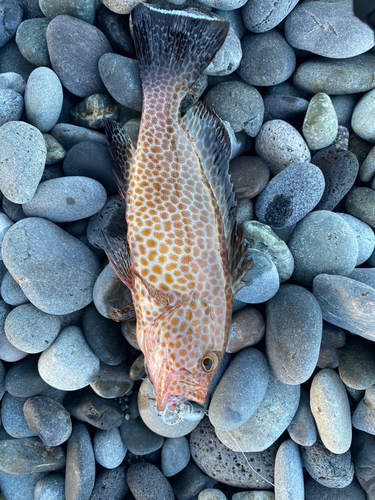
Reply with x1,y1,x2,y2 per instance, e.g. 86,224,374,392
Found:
102,232,135,292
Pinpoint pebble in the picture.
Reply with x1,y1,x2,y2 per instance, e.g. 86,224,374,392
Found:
0,71,25,94
47,15,112,97
226,306,265,353
241,221,294,282
39,0,96,23
121,415,165,455
336,213,375,265
0,40,37,81
198,489,227,500
0,333,27,362
255,120,311,175
255,162,325,229
4,303,61,353
241,0,298,33
191,417,277,488
93,263,133,322
302,93,338,150
93,427,127,469
212,8,246,40
0,360,4,399
288,210,358,285
349,131,373,164
22,176,107,223
215,372,300,452
352,87,375,143
345,187,375,228
352,384,375,434
317,322,346,369
1,393,35,438
2,217,102,314
310,368,352,454
0,470,48,500
65,423,95,500
90,361,133,398
228,156,269,200
263,95,309,122
0,211,13,254
121,320,139,350
313,274,375,340
0,1,23,48
352,430,375,498
305,477,366,500
199,0,246,9
1,272,28,306
312,149,359,211
287,388,317,447
50,122,107,150
301,438,354,488
232,494,275,500
161,436,190,477
0,121,46,204
173,462,211,500
101,0,143,14
360,145,375,182
205,26,242,77
203,81,264,137
43,133,65,165
238,30,295,87
293,53,375,95
23,395,72,447
266,285,322,385
90,464,129,500
127,463,174,500
331,94,357,130
209,348,269,431
15,18,50,67
339,336,375,390
34,474,65,500
40,163,64,182
274,439,304,500
2,197,26,223
0,88,23,126
86,194,127,249
99,53,142,111
96,8,135,58
38,325,100,391
5,356,49,398
348,268,375,289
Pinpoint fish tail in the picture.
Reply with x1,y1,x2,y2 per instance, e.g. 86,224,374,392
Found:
131,4,229,92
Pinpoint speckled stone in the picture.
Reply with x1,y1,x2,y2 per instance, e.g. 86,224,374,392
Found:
226,306,265,353
255,162,325,229
336,213,375,265
0,88,23,126
352,384,375,435
1,271,28,306
70,93,131,130
242,0,298,33
317,322,346,369
93,428,127,469
39,0,96,23
305,477,366,500
229,156,269,200
127,463,174,500
287,388,317,447
15,18,50,67
345,187,375,228
198,489,227,500
288,211,358,285
34,474,65,500
352,88,375,143
161,436,190,477
90,464,129,500
101,0,145,14
255,120,311,175
302,93,338,150
274,439,304,500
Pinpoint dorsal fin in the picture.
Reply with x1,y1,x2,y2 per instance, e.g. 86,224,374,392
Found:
183,101,249,289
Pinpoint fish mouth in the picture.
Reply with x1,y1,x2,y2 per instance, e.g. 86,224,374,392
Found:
155,369,206,412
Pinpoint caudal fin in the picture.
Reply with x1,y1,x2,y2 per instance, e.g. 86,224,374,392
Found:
131,4,229,89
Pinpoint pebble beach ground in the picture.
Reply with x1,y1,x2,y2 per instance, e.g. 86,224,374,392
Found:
0,0,374,499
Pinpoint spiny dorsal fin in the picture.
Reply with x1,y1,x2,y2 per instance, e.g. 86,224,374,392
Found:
102,231,135,292
105,120,135,201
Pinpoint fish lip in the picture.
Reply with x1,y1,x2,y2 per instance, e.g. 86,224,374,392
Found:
155,369,205,412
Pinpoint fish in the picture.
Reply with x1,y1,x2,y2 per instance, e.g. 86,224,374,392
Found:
103,3,250,412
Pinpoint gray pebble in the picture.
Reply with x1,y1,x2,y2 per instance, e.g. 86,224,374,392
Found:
43,133,65,165
127,463,174,500
0,1,23,48
266,285,322,385
317,322,346,369
345,187,375,228
209,348,269,431
329,124,350,152
331,94,357,130
1,272,28,306
339,336,375,390
161,436,190,477
99,53,142,111
288,211,358,285
348,131,373,165
0,359,4,400
0,40,37,81
305,477,366,500
4,303,60,354
352,430,375,499
274,439,304,500
266,80,308,99
93,427,127,469
287,388,317,447
310,368,352,454
39,0,96,23
232,493,274,500
359,145,375,182
263,94,309,122
2,217,102,315
0,333,27,362
302,93,338,150
70,93,131,130
0,470,48,500
235,198,254,230
1,393,35,438
352,384,375,435
255,120,311,175
50,122,107,150
34,474,65,500
212,8,246,39
336,213,375,265
229,156,269,200
120,415,164,455
255,162,325,229
0,88,23,126
238,30,296,87
205,25,242,77
65,423,95,500
90,464,129,500
15,18,50,67
173,462,211,500
2,196,26,222
90,361,133,399
5,355,49,398
198,489,227,500
352,87,375,143
226,306,265,354
0,71,25,94
0,121,46,204
121,320,139,350
348,268,375,289
0,211,12,255
86,194,126,249
242,0,298,33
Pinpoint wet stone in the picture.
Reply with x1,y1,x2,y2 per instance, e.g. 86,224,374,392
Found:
339,336,375,390
287,388,317,447
50,122,107,150
93,427,127,469
39,0,96,23
96,8,135,58
229,156,269,200
226,306,265,354
0,88,23,126
263,95,309,122
317,322,346,369
127,463,174,500
345,186,375,228
352,385,375,435
5,356,49,398
302,93,338,151
161,436,190,477
15,18,51,67
120,415,164,455
90,464,129,500
34,474,65,500
90,361,134,399
86,194,126,249
241,0,298,33
352,87,375,143
173,462,210,500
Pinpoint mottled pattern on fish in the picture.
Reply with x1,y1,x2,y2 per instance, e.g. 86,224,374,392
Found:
104,4,249,411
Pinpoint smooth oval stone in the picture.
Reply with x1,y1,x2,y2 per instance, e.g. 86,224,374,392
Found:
47,15,112,97
331,94,357,130
293,53,375,95
263,94,309,122
205,26,242,77
65,423,95,500
0,121,46,203
86,194,126,249
39,0,96,23
352,431,375,499
101,0,144,14
90,465,129,500
2,197,26,223
15,18,50,67
255,120,311,175
96,8,135,58
317,322,346,369
305,477,366,500
0,40,37,81
93,428,127,469
359,145,375,182
288,211,358,285
312,149,359,211
226,306,265,354
1,393,35,438
90,361,133,399
5,356,49,398
266,285,322,385
302,93,338,150
255,162,325,229
301,438,354,488
242,220,294,282
1,271,29,306
34,474,65,500
191,417,277,488
203,81,264,136
352,384,375,434
22,176,107,223
215,372,300,452
229,156,269,201
0,88,23,126
337,214,375,265
50,122,107,150
209,348,269,431
4,303,60,353
24,67,63,132
339,336,375,390
346,186,375,229
348,268,375,289
274,440,304,500
284,1,374,58
0,1,23,48
161,436,190,477
0,333,27,362
310,368,352,454
2,218,102,315
242,0,298,33
0,71,25,94
120,414,164,455
352,88,375,143
173,462,211,500
0,470,48,500
238,30,296,87
38,326,100,391
127,463,174,500
287,388,317,447
43,133,65,165
0,437,65,474
99,53,142,111
23,395,72,447
313,274,375,340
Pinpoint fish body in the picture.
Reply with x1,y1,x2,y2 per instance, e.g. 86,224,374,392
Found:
104,4,249,411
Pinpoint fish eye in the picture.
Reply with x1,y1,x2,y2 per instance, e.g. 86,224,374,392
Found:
202,352,218,372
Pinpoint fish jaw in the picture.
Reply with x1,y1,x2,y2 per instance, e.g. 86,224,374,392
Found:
154,369,207,412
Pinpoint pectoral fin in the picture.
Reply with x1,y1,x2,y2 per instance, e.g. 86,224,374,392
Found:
102,232,135,292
